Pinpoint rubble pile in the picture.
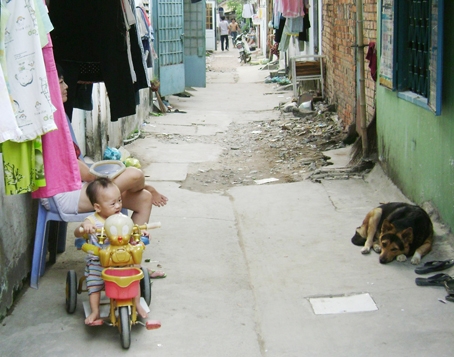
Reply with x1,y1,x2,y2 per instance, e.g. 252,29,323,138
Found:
154,99,349,193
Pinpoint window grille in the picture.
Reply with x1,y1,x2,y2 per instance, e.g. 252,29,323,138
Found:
407,0,430,97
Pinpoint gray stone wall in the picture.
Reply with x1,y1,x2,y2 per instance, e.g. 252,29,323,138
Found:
0,154,36,320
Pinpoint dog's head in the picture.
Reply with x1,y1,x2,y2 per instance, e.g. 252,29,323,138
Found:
378,220,414,264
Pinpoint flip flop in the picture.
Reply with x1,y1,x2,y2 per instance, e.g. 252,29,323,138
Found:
415,259,454,275
148,269,167,279
415,273,453,287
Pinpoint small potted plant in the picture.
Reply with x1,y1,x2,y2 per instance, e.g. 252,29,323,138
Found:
150,77,160,92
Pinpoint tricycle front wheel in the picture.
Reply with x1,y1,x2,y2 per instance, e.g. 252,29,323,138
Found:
119,306,131,349
65,270,77,314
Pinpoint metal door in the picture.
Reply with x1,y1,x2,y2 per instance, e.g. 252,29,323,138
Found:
184,0,206,88
152,0,185,96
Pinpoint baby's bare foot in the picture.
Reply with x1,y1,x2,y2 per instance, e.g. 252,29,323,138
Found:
85,311,100,325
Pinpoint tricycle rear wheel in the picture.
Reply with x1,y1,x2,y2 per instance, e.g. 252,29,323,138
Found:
65,270,77,314
119,306,131,349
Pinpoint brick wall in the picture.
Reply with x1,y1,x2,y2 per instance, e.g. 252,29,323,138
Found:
322,0,377,129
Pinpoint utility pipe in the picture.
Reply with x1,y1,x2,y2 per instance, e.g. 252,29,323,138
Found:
356,0,368,156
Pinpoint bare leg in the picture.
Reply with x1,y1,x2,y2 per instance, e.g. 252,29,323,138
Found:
113,167,146,193
122,189,153,225
145,184,168,207
85,292,101,325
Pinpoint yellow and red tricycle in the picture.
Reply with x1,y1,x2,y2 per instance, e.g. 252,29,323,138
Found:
65,213,161,349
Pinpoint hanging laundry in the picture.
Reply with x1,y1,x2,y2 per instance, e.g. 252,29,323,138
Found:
3,0,57,142
275,0,305,18
136,5,152,67
0,64,21,143
299,3,311,42
242,4,254,19
48,0,149,122
32,34,82,199
366,42,377,81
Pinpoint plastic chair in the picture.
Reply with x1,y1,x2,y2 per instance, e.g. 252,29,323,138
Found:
30,197,94,289
31,197,128,289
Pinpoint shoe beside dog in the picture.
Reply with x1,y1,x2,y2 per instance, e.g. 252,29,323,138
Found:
351,202,434,264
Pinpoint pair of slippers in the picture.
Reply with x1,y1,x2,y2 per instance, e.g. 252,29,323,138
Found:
414,259,454,275
414,259,454,302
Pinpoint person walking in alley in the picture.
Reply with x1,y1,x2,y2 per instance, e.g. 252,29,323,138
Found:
219,16,229,51
229,18,240,44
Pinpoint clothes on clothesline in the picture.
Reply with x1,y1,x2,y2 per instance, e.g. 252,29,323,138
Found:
0,0,85,196
48,0,149,122
242,4,254,19
1,0,57,142
366,42,377,82
274,0,305,18
32,34,82,199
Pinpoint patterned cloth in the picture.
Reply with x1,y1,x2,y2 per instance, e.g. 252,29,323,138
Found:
81,213,108,295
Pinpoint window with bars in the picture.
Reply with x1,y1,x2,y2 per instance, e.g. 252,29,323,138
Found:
380,0,444,115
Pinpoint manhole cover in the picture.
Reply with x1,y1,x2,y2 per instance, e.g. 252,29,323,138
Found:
309,293,378,315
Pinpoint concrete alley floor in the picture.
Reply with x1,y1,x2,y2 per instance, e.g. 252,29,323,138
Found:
2,49,454,357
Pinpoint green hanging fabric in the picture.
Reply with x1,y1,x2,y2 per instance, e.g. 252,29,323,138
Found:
1,138,46,195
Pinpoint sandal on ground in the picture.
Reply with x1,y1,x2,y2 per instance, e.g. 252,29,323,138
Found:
147,269,166,279
415,259,454,275
415,273,453,286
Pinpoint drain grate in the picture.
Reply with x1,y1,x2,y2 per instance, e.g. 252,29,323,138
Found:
308,293,378,315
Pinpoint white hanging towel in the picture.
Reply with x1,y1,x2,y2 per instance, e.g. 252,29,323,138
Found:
4,0,57,142
242,4,254,18
0,64,22,143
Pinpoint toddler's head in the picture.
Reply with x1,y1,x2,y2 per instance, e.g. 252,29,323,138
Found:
86,178,122,218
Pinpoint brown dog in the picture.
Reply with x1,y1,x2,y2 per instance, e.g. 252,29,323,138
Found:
351,202,433,264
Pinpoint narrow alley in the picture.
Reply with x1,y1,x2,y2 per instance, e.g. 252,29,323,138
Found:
1,49,454,357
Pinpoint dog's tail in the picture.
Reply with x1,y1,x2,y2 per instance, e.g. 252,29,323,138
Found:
351,232,366,246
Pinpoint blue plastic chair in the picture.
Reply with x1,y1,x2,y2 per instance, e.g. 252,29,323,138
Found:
31,196,129,289
30,197,94,289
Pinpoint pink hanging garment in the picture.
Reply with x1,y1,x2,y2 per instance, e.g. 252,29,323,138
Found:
32,34,81,198
276,0,305,18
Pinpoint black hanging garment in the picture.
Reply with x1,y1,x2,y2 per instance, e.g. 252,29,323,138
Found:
49,0,148,121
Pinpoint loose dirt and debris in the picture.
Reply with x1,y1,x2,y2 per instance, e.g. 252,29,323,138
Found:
146,101,354,193
143,52,373,194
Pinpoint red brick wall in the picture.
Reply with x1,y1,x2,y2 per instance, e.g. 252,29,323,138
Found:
322,0,377,128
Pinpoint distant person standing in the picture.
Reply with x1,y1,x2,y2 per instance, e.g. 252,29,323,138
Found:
219,16,229,51
229,18,240,43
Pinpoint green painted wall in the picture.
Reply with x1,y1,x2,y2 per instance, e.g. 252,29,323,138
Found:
376,1,454,229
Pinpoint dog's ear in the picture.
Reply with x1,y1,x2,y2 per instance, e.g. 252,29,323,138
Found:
401,227,414,243
381,219,394,233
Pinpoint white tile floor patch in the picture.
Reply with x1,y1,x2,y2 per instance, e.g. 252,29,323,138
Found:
309,293,378,315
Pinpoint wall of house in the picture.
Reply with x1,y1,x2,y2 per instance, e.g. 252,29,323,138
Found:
376,1,454,230
322,0,377,128
72,85,150,161
0,155,36,320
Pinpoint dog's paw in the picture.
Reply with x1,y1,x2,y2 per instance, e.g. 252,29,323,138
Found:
411,253,422,265
372,244,381,254
361,246,371,254
396,254,407,262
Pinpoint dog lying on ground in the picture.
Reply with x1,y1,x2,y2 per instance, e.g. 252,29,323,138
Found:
351,202,433,264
